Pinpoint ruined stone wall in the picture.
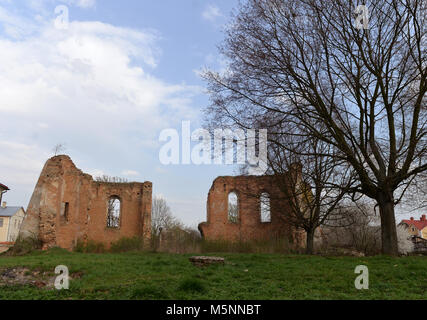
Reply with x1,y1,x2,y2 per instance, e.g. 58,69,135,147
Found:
198,176,305,247
19,155,152,250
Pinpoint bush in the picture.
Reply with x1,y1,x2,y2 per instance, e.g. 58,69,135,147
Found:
110,236,144,253
6,236,42,256
200,236,296,254
154,227,201,254
154,227,297,254
45,246,71,255
74,240,105,253
321,203,382,256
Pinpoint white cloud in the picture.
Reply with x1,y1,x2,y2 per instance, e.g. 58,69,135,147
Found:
0,141,49,206
202,5,223,22
85,169,105,177
194,53,230,77
74,0,96,8
37,122,49,129
28,0,96,10
0,6,39,38
0,8,200,142
0,4,201,206
122,170,139,177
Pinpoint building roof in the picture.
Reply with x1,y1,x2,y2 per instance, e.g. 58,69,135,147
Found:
400,215,427,231
0,206,23,217
0,183,9,191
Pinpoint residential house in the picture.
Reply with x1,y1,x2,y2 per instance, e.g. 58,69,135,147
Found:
399,215,427,240
0,203,26,243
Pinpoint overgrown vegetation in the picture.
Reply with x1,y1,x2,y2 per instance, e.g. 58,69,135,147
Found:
5,236,42,256
0,251,425,299
110,237,144,253
74,240,105,254
200,238,299,254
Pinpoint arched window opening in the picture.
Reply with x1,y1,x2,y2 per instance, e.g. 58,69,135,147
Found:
228,192,239,223
107,196,121,228
260,192,271,223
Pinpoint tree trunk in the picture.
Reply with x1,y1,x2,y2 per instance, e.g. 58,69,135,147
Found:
305,229,315,254
377,193,399,256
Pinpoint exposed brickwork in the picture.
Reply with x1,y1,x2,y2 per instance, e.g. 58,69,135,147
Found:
198,175,305,247
19,156,152,250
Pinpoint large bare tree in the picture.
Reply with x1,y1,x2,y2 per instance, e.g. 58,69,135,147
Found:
267,134,356,254
204,0,426,255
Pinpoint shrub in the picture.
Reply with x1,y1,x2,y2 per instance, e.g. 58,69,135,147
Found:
74,240,105,253
46,247,71,255
321,204,382,256
7,236,42,256
200,237,293,254
110,236,144,253
154,227,201,254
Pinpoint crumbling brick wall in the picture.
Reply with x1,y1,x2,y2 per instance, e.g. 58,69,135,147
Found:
19,155,152,250
198,175,305,247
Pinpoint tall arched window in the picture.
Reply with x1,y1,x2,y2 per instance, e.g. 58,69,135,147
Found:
260,192,271,223
228,192,239,223
107,196,121,228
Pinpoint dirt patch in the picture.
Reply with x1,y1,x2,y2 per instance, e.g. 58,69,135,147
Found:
0,267,83,289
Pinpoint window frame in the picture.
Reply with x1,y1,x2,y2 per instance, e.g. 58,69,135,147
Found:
107,196,121,229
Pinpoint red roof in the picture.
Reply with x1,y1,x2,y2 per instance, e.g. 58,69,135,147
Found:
0,183,9,191
401,215,427,231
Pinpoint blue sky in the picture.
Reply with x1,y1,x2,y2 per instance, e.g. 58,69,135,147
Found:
0,0,240,227
0,0,419,227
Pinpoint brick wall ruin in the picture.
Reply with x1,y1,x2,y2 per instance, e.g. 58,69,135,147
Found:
198,175,305,247
19,155,152,250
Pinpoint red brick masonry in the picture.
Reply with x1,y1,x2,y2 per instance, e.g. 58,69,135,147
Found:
19,156,152,250
198,175,305,247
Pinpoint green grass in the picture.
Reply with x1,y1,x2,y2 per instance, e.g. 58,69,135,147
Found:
0,250,425,300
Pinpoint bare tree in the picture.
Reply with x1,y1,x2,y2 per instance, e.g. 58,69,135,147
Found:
267,134,356,254
151,196,182,236
95,175,128,183
324,201,382,255
204,0,426,255
107,196,121,228
402,171,427,210
52,143,66,156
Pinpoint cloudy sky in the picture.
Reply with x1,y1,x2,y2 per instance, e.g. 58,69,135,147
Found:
0,0,240,227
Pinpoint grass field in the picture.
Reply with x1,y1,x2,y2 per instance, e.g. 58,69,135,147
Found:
0,249,425,300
